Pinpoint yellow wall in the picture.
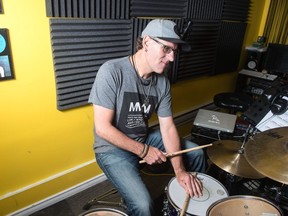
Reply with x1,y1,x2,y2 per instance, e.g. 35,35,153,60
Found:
0,0,268,215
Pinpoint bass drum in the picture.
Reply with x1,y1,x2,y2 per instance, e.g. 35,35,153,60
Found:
207,195,283,216
79,208,128,216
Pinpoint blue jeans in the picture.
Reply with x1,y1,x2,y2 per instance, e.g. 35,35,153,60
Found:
96,129,206,216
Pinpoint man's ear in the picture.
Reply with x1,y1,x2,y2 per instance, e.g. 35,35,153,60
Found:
142,36,150,50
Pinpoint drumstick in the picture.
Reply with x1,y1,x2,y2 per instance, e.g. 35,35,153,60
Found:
179,173,198,216
139,143,212,164
180,193,190,216
166,143,212,157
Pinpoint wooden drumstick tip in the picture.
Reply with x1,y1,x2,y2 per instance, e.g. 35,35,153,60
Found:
180,193,190,216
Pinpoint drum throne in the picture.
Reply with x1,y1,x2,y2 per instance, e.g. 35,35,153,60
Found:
213,92,253,114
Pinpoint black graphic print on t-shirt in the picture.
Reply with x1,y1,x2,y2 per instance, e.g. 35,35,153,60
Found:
118,92,157,139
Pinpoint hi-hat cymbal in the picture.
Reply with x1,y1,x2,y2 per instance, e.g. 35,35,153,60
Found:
245,127,288,184
207,140,265,179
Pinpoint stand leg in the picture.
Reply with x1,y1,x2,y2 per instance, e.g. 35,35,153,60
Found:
82,188,120,210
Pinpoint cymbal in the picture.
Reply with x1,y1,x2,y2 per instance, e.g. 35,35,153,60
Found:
207,140,265,179
245,127,288,184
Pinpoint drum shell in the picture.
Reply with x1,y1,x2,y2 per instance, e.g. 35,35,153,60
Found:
206,195,283,216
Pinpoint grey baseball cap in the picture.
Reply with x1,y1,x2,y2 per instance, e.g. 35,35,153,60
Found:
141,19,191,52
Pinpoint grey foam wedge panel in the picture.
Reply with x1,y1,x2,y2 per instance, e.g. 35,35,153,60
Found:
171,21,220,82
46,0,129,19
50,19,133,110
130,0,188,18
222,0,251,22
215,21,247,73
187,0,224,20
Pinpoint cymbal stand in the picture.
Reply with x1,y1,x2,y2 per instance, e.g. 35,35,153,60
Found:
224,124,252,195
238,124,251,154
208,164,242,196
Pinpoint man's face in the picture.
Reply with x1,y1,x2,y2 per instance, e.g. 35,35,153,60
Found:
145,36,178,74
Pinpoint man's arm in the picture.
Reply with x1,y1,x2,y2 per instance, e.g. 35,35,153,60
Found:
93,104,165,162
93,104,145,156
158,116,203,197
158,116,185,174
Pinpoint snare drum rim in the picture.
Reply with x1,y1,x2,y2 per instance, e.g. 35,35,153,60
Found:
79,207,128,216
206,195,284,216
167,173,229,215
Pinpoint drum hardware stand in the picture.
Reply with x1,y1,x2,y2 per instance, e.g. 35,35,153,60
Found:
223,125,252,195
94,200,127,209
269,186,283,203
82,188,127,210
238,124,252,155
223,173,243,195
162,186,181,216
206,163,242,195
162,186,188,216
261,184,288,215
162,186,170,216
264,183,288,203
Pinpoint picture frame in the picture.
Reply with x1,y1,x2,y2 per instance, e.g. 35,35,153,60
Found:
0,29,15,81
0,0,3,14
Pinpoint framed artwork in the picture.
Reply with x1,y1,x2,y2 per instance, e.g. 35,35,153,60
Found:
0,29,14,81
0,0,3,14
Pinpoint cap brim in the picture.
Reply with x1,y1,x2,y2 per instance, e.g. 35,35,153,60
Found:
158,37,191,52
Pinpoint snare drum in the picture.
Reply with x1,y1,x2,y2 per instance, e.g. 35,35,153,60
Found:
79,208,128,216
206,195,283,216
166,173,229,216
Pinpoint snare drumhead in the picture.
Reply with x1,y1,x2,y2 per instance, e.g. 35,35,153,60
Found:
206,195,283,216
167,173,229,216
79,208,128,216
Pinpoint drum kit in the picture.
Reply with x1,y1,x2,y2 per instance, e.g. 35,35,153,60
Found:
80,126,287,215
204,126,288,216
162,126,287,215
207,127,288,184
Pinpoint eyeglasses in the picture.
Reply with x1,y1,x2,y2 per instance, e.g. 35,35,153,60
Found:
150,37,178,54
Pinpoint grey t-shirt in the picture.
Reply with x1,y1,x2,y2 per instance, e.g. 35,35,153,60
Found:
88,56,172,152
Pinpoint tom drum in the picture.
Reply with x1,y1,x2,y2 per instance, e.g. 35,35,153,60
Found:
206,195,283,216
165,173,229,216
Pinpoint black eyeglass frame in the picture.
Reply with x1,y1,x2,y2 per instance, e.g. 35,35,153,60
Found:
150,37,178,54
